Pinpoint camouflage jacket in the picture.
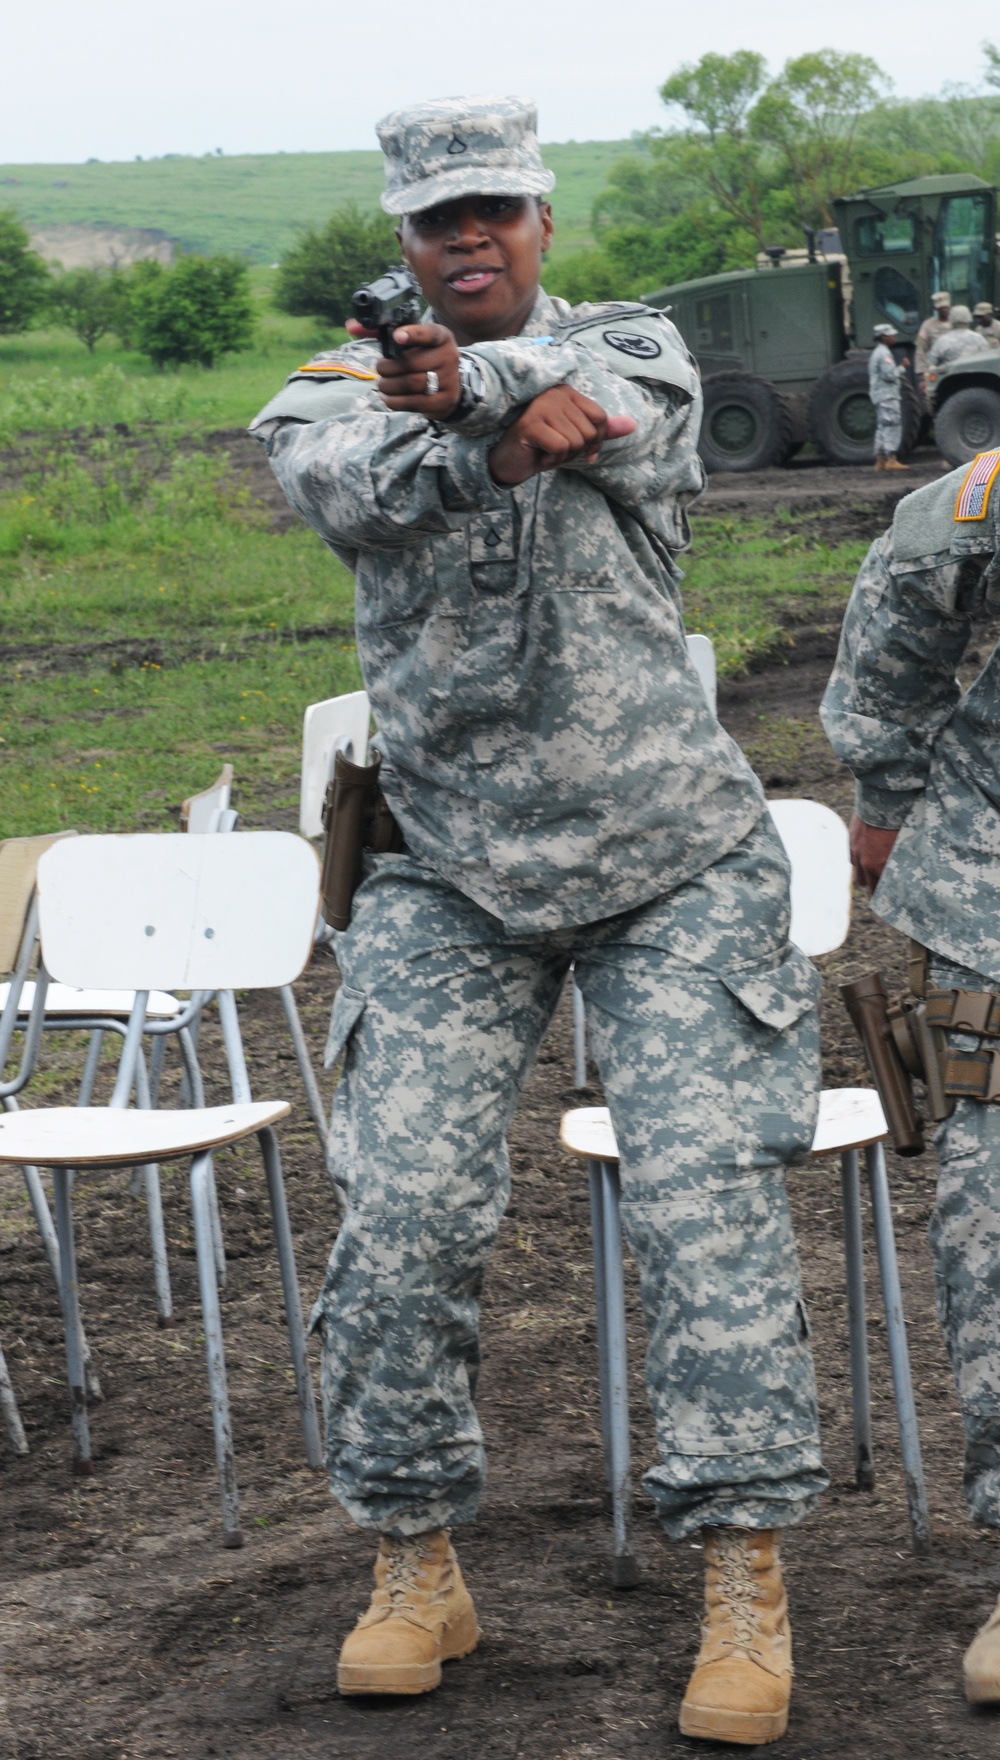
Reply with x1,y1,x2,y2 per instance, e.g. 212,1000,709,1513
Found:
820,460,1000,977
868,343,901,406
914,315,949,378
251,290,766,932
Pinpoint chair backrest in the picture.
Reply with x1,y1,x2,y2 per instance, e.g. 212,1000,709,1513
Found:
180,763,234,834
686,634,717,715
37,833,319,992
767,799,851,958
0,831,77,975
300,691,371,839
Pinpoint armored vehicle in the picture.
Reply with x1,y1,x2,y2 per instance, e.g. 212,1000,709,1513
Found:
645,173,997,471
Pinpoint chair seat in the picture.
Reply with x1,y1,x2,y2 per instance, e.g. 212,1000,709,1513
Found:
560,1088,889,1166
0,1101,290,1168
0,982,181,1020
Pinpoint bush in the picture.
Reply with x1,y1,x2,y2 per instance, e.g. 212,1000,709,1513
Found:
275,203,400,326
48,266,130,352
0,363,189,446
0,210,51,335
543,250,629,306
131,255,255,369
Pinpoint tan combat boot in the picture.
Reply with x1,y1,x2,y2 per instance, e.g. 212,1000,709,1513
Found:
679,1527,792,1746
883,454,909,470
873,454,886,471
337,1528,480,1695
963,1593,1000,1702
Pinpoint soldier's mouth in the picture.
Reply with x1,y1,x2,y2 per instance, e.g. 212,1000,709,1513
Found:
447,268,502,295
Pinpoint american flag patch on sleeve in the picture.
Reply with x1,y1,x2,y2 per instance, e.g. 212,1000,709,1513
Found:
954,449,1000,521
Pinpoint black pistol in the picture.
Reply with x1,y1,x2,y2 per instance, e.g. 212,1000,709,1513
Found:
352,265,423,360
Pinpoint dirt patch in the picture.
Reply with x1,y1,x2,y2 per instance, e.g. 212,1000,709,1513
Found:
3,471,999,1759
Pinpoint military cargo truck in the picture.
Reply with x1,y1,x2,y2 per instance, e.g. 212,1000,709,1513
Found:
644,173,997,471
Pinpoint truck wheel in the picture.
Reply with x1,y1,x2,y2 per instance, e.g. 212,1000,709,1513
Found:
933,386,1000,467
698,373,793,473
806,359,921,464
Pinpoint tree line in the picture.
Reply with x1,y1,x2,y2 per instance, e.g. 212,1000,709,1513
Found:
0,212,254,367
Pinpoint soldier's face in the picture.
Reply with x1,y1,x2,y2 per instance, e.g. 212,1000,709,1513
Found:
399,196,554,344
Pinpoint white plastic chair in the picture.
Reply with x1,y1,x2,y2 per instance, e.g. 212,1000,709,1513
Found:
0,832,324,1546
560,799,930,1584
275,690,374,1150
180,763,234,833
573,635,717,1087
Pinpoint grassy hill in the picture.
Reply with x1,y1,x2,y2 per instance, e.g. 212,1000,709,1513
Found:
0,141,628,264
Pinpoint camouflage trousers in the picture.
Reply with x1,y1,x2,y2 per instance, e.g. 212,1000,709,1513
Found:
873,395,902,456
313,815,828,1540
929,953,1000,1526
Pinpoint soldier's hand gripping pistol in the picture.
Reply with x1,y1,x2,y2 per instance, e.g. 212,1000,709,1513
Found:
351,265,423,360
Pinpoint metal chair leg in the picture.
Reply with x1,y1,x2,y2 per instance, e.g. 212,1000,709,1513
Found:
572,978,587,1090
257,1127,323,1468
593,1158,638,1588
133,1055,174,1327
51,1167,92,1474
20,1161,102,1400
840,1149,875,1491
0,1341,28,1456
189,1152,242,1547
77,1030,104,1106
587,1159,613,1490
864,1143,931,1555
279,984,329,1149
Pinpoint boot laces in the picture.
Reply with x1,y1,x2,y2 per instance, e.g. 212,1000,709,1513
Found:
381,1536,438,1610
712,1533,762,1655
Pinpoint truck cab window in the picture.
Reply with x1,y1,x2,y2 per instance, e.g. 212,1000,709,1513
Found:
933,194,991,309
855,214,915,255
874,267,920,329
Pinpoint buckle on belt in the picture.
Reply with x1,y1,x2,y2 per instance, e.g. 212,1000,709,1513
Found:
951,990,995,1034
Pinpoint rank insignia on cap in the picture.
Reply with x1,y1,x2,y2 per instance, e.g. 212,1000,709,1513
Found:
955,449,1000,521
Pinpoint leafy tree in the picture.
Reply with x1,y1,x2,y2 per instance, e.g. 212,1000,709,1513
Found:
0,210,51,335
49,266,129,352
542,249,624,306
274,203,401,326
131,255,254,369
751,51,890,224
659,52,772,242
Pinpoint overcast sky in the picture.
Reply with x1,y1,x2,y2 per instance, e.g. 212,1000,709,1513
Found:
1,0,994,164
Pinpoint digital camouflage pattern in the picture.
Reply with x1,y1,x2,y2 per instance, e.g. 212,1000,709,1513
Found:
261,290,767,933
312,818,826,1539
820,464,1000,980
928,327,991,370
868,341,903,456
928,952,1000,1525
375,95,556,217
915,313,950,380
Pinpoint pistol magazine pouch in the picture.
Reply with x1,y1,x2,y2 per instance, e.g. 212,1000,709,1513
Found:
320,750,403,933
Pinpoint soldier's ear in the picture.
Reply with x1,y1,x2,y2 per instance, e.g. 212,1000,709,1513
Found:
538,202,554,254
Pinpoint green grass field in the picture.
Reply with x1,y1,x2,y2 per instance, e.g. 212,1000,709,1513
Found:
0,300,868,841
0,141,630,264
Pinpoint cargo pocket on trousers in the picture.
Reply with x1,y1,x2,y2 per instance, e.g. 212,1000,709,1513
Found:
324,984,366,1071
719,944,821,1168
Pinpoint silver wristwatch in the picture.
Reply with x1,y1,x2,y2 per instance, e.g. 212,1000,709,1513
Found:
455,352,486,417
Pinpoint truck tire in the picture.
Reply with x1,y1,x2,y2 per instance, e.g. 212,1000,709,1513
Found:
806,359,921,464
698,373,793,473
933,385,1000,467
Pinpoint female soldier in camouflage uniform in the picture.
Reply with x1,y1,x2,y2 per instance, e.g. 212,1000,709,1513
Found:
252,96,827,1746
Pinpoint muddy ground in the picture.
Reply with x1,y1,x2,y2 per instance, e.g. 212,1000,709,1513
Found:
4,450,1000,1760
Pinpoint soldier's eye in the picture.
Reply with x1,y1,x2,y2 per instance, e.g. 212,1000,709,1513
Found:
478,197,519,219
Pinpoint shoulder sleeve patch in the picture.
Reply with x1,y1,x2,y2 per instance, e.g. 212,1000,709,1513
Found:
955,448,1000,520
561,309,699,399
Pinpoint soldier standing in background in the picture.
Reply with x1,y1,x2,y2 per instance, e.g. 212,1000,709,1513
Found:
928,305,991,371
869,323,907,471
251,95,827,1747
821,450,1000,1706
973,302,1000,349
915,290,951,389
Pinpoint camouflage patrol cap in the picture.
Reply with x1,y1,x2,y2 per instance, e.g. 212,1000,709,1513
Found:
376,96,556,216
974,301,995,317
931,290,951,307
